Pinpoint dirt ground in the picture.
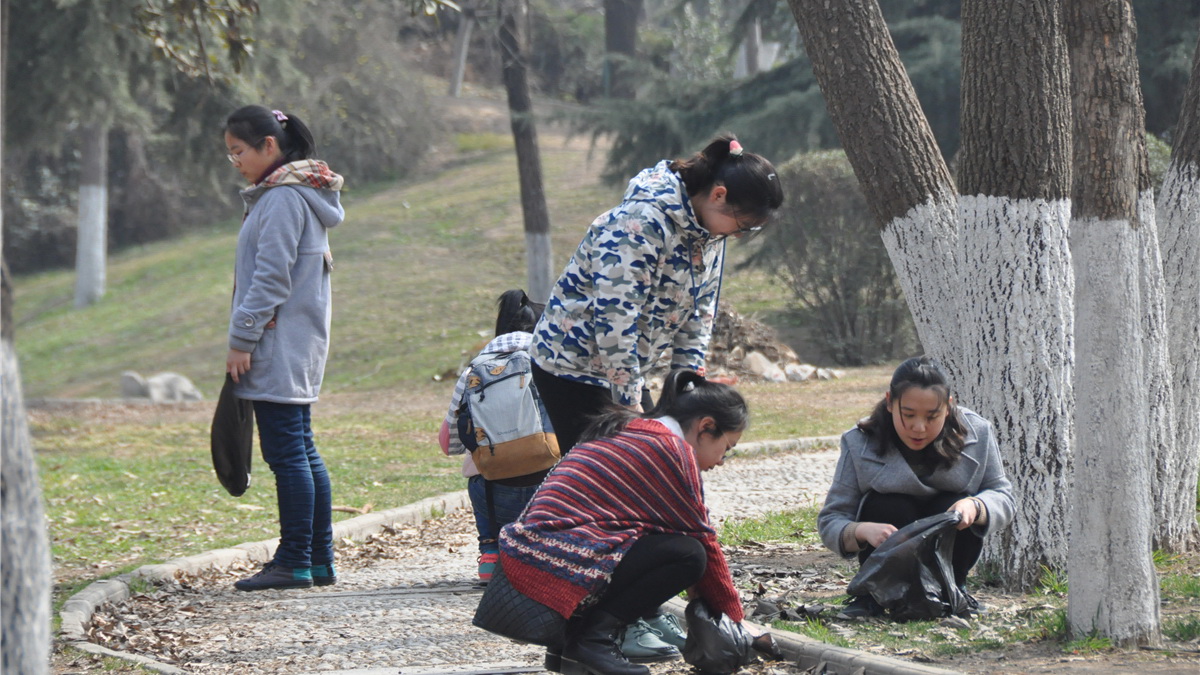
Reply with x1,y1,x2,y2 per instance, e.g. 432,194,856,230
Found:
723,543,1200,674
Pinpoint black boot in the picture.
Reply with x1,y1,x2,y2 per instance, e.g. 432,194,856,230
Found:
560,610,649,675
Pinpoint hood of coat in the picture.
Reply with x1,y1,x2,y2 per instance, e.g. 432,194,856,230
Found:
241,159,345,230
620,160,709,242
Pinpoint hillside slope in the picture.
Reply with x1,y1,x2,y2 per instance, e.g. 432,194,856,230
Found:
12,127,792,400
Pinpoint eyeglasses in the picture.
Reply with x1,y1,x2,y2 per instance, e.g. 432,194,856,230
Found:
712,214,764,242
227,148,247,165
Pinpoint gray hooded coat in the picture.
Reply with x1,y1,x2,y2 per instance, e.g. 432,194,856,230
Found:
229,161,344,404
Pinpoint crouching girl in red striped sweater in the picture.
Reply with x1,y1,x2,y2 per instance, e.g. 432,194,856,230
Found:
499,369,749,675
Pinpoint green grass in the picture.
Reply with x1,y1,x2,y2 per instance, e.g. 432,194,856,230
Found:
1164,614,1200,642
35,408,461,578
718,507,820,547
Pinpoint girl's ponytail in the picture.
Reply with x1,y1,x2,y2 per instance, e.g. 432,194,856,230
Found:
669,133,784,223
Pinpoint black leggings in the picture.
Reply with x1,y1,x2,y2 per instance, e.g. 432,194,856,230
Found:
592,534,707,623
857,491,983,587
531,363,614,454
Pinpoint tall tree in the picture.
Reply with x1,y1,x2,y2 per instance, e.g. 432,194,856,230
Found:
604,0,641,98
788,0,1078,589
1156,37,1200,551
498,0,554,301
956,0,1075,590
1065,0,1160,644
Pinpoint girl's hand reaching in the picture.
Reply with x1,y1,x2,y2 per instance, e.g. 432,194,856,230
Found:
948,497,981,530
856,522,897,548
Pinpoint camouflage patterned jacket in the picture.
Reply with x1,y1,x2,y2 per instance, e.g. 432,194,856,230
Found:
533,160,724,406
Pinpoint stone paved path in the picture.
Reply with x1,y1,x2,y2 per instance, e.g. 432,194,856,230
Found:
104,448,840,674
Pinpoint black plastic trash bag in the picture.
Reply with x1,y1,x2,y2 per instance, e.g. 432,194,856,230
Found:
681,599,757,674
210,374,254,497
846,511,970,621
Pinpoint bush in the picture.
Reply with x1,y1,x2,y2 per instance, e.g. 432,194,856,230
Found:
747,150,919,365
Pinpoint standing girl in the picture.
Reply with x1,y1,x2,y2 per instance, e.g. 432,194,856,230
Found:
500,370,751,675
818,356,1015,617
530,134,783,454
223,105,345,591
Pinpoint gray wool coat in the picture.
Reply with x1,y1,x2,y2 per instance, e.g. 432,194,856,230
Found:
817,407,1015,558
229,181,343,404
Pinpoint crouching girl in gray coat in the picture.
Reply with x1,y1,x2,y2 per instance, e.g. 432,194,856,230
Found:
223,105,345,591
818,356,1015,618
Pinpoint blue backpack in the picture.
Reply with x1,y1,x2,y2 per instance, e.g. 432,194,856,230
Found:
456,350,560,480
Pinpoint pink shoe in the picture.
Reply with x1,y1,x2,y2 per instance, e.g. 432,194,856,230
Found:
478,553,499,581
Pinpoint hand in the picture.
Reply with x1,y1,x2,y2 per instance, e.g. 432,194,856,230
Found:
856,522,897,548
227,348,252,383
948,497,980,530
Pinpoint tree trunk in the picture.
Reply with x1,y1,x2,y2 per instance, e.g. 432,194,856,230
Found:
1065,0,1161,645
785,0,963,383
498,0,554,302
1,0,9,342
74,123,108,308
1157,37,1200,552
743,18,762,78
603,0,640,99
956,0,1076,592
1,341,52,674
447,4,474,97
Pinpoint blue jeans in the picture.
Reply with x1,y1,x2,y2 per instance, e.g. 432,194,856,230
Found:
253,401,333,569
467,475,539,554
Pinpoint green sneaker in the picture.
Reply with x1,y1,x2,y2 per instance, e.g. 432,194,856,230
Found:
234,562,313,591
619,619,681,663
643,613,687,649
311,562,338,587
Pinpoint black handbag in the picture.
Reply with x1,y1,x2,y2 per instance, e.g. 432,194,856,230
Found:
472,560,567,649
210,374,255,497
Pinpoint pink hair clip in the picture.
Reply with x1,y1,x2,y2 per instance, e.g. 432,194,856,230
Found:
272,109,288,123
729,140,744,157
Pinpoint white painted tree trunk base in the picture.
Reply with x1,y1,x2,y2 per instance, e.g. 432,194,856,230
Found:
957,195,1074,589
74,184,107,308
524,231,555,304
1069,216,1160,646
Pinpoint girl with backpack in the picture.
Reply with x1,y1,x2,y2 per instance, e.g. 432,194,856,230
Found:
498,370,753,675
439,290,553,582
818,356,1015,618
530,135,783,456
223,105,345,591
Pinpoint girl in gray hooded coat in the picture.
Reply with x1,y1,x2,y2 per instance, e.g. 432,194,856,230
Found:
223,105,345,591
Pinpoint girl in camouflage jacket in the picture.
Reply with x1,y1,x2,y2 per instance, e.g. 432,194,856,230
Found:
531,135,783,454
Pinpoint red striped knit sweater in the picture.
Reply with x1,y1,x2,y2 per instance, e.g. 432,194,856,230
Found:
498,418,744,622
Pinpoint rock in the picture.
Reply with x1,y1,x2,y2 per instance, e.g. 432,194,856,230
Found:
121,371,203,402
816,368,842,381
743,352,786,383
785,363,817,382
120,371,149,398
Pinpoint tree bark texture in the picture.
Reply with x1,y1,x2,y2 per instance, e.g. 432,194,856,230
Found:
958,0,1075,590
1,340,52,674
1156,37,1200,552
74,123,108,308
959,1,1072,200
498,0,554,302
603,0,641,99
1065,0,1161,644
786,0,963,382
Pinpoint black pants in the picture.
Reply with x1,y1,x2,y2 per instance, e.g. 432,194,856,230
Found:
857,491,983,587
592,534,707,623
531,363,614,454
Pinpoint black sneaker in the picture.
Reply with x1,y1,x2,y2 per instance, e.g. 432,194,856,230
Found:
234,561,313,591
311,562,338,587
836,595,883,620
